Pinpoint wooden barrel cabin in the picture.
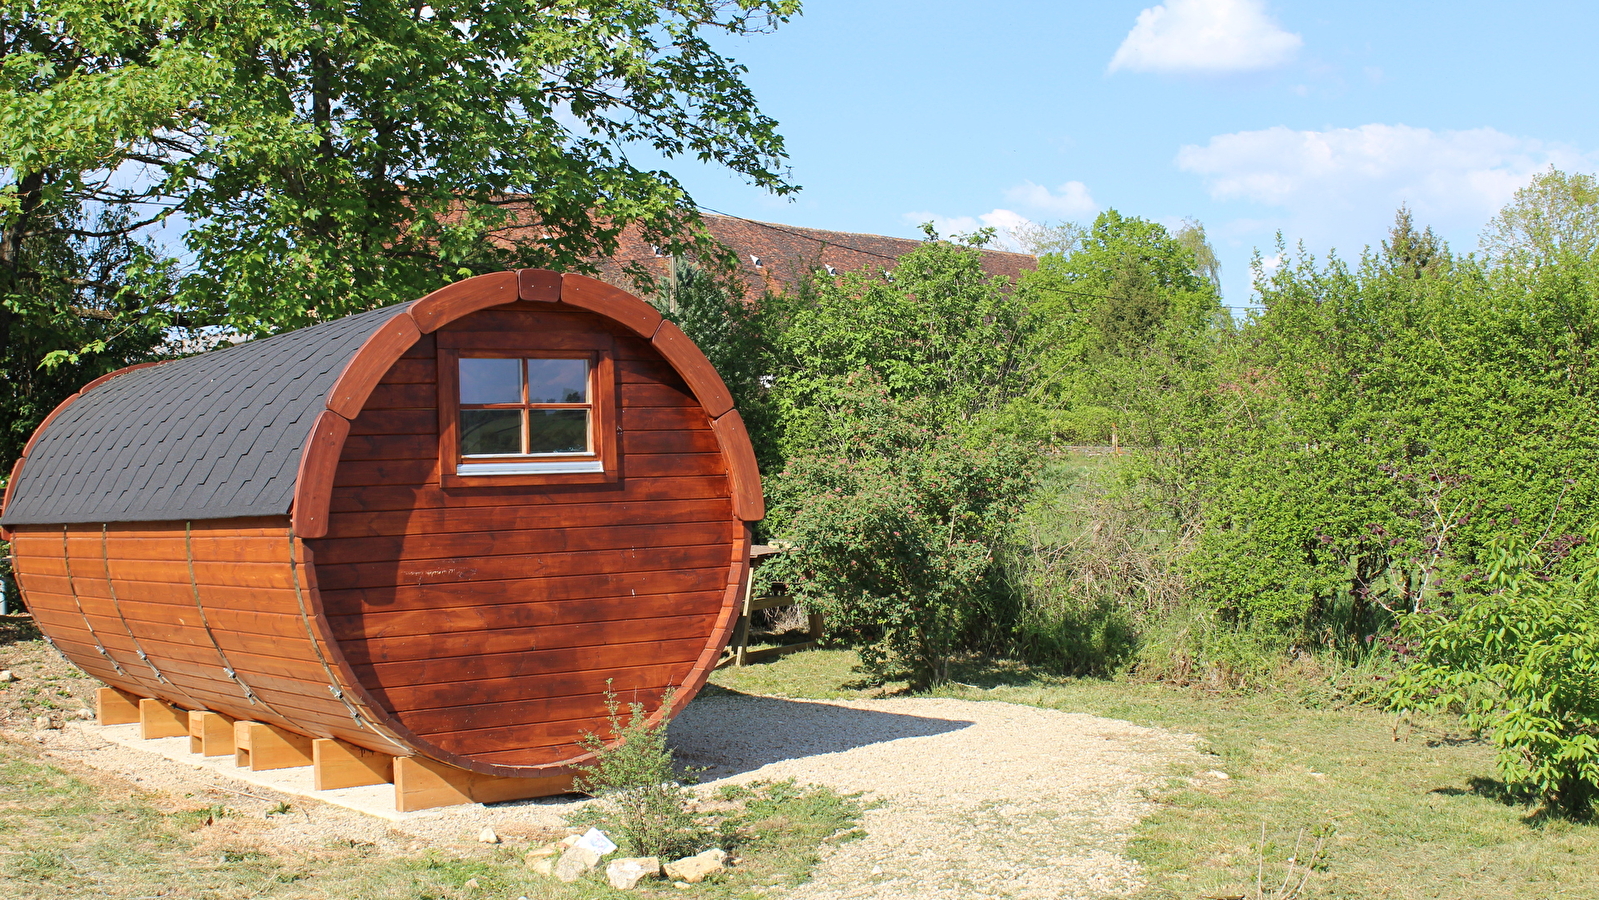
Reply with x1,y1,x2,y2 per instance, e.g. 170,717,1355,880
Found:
0,270,762,810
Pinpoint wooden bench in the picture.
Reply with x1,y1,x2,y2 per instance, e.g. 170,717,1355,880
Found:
721,544,823,667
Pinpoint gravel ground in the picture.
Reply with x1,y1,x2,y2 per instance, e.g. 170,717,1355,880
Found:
672,694,1200,900
2,624,1199,898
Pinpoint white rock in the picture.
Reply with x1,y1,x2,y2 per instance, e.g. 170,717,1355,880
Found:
526,857,554,877
554,845,602,882
0,669,17,683
574,827,617,856
463,877,479,889
1206,770,1230,780
606,856,661,890
477,826,500,844
664,851,725,884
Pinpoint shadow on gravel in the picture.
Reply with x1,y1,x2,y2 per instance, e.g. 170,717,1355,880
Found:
669,688,973,779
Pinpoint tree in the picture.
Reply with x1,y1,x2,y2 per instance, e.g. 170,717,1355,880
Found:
1481,167,1599,266
1016,210,1226,443
1175,217,1221,290
1381,205,1447,279
1011,220,1088,258
1,0,799,462
758,240,1039,688
2,0,799,331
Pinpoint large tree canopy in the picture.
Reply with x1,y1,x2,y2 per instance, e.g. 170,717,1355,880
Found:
0,0,799,460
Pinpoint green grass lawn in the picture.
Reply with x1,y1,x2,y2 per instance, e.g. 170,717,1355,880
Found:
711,649,1599,899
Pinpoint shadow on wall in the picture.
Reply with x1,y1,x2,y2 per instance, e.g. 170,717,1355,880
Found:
668,688,973,779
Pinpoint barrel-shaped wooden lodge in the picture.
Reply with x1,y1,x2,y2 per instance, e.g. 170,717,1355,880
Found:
0,270,762,810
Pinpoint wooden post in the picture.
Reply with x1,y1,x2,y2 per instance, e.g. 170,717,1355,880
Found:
188,710,235,756
95,687,141,726
233,721,314,771
138,698,188,739
393,756,573,812
313,738,394,790
733,568,755,667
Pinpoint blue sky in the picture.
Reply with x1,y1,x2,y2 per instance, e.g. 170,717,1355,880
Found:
665,1,1599,303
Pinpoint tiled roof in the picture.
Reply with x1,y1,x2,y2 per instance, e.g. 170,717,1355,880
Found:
1,303,408,526
593,214,1037,298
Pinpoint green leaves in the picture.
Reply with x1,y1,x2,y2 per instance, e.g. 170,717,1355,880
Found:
1389,530,1599,815
4,0,800,333
756,241,1040,688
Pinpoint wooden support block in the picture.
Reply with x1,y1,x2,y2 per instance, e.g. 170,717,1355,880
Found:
233,721,314,771
188,710,235,756
139,698,188,739
313,738,394,790
393,756,573,812
95,687,141,726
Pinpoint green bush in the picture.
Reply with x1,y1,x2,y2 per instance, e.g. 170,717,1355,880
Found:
1389,529,1599,816
570,690,705,858
762,383,1035,689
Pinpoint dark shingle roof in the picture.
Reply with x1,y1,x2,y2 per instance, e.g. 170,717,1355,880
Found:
1,303,410,526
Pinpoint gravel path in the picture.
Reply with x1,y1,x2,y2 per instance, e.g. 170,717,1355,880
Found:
671,693,1200,900
3,634,1198,898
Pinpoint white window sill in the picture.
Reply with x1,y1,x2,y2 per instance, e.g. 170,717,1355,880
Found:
457,459,605,476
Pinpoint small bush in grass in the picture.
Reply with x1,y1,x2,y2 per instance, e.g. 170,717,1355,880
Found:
569,689,706,859
1389,529,1599,816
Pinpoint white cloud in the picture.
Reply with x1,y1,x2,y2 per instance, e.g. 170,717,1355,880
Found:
1108,0,1301,74
1177,124,1589,226
1003,180,1099,218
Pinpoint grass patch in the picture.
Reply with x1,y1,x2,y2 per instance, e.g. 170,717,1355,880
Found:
710,649,1599,899
0,709,859,899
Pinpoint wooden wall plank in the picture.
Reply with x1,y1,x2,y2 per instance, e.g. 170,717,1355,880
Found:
318,567,728,616
342,612,719,665
325,496,728,538
311,521,734,565
355,638,705,692
330,590,723,639
313,543,730,591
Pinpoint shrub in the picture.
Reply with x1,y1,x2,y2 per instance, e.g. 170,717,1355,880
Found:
1389,529,1599,816
761,381,1035,689
570,690,705,858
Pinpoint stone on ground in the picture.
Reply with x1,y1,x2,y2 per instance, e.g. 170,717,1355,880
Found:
664,849,726,883
607,856,662,890
554,845,602,882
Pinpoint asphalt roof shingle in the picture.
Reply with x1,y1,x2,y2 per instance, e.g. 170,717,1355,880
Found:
1,303,409,527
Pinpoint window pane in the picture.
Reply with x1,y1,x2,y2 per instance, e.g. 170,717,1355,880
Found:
526,358,588,403
461,409,522,455
460,358,521,404
527,409,589,454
